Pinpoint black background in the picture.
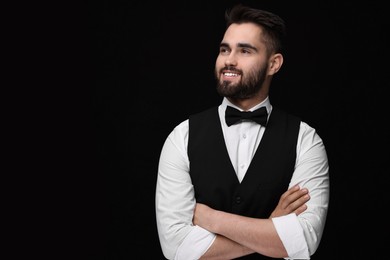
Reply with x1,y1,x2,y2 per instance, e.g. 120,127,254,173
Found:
89,0,388,259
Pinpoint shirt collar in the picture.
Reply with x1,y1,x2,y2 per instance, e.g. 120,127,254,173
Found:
221,97,272,115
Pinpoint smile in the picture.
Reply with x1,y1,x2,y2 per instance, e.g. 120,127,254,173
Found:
223,72,240,77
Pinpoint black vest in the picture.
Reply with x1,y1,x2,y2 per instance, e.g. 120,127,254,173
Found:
188,106,300,259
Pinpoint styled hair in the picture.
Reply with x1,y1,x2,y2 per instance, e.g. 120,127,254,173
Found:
225,4,286,55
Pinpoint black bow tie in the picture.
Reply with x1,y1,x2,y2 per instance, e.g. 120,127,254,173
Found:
225,106,268,126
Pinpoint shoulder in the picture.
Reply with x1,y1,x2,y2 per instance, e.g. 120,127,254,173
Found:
170,119,189,140
299,120,323,140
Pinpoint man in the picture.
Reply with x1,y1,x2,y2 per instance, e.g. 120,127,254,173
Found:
155,4,329,259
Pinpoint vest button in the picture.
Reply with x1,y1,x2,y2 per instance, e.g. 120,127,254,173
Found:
235,196,241,204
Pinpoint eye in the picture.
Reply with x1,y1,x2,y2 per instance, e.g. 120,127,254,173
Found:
241,48,251,54
219,47,230,55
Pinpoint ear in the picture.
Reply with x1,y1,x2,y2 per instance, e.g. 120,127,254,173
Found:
268,53,283,75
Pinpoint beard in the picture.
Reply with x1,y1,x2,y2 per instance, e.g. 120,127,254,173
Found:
215,63,267,99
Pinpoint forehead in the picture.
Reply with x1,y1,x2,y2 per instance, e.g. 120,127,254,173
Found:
222,23,264,47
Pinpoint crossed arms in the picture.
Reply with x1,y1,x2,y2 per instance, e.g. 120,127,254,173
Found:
156,121,329,260
193,185,310,259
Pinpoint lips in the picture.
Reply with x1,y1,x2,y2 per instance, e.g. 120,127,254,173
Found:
222,70,241,80
223,72,239,77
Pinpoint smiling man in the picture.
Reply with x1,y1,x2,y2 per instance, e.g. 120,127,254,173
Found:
155,4,330,260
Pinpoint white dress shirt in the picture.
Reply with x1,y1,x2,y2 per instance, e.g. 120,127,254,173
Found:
155,97,329,260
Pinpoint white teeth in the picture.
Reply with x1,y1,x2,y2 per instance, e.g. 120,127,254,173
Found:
224,73,239,77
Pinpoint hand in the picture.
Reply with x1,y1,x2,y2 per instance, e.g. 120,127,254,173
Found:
269,185,310,218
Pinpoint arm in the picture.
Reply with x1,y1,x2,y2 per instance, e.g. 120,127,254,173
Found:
157,127,309,260
195,123,329,259
194,185,310,259
157,121,328,259
156,121,216,260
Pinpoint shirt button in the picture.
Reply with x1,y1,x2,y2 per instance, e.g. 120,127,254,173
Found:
243,133,247,139
235,196,241,204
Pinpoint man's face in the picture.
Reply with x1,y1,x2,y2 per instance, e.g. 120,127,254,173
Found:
215,23,270,99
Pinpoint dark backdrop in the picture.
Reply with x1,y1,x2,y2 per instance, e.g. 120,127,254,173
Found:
89,0,388,259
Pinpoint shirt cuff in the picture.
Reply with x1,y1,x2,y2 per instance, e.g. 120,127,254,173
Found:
175,225,216,260
272,213,310,259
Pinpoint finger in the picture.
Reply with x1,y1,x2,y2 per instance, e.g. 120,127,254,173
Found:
286,193,310,212
281,185,300,199
280,188,309,209
294,204,308,216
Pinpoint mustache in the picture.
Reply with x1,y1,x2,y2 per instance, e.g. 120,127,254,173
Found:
220,66,242,74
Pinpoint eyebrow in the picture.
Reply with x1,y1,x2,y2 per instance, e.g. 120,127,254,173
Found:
220,42,258,52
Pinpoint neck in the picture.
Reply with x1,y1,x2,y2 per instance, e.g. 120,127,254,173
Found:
228,92,268,111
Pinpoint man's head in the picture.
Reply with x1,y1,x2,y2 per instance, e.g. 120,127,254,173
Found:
215,4,286,102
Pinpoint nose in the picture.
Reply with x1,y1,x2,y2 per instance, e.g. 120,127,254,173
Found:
225,53,237,67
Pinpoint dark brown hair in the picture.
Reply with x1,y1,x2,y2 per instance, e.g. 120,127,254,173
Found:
225,4,286,55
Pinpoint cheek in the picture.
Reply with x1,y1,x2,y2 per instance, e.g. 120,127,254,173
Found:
214,63,221,75
249,60,267,73
215,55,224,68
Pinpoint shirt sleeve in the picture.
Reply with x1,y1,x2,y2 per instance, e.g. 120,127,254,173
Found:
273,122,330,259
155,120,215,260
272,214,310,259
175,226,216,260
